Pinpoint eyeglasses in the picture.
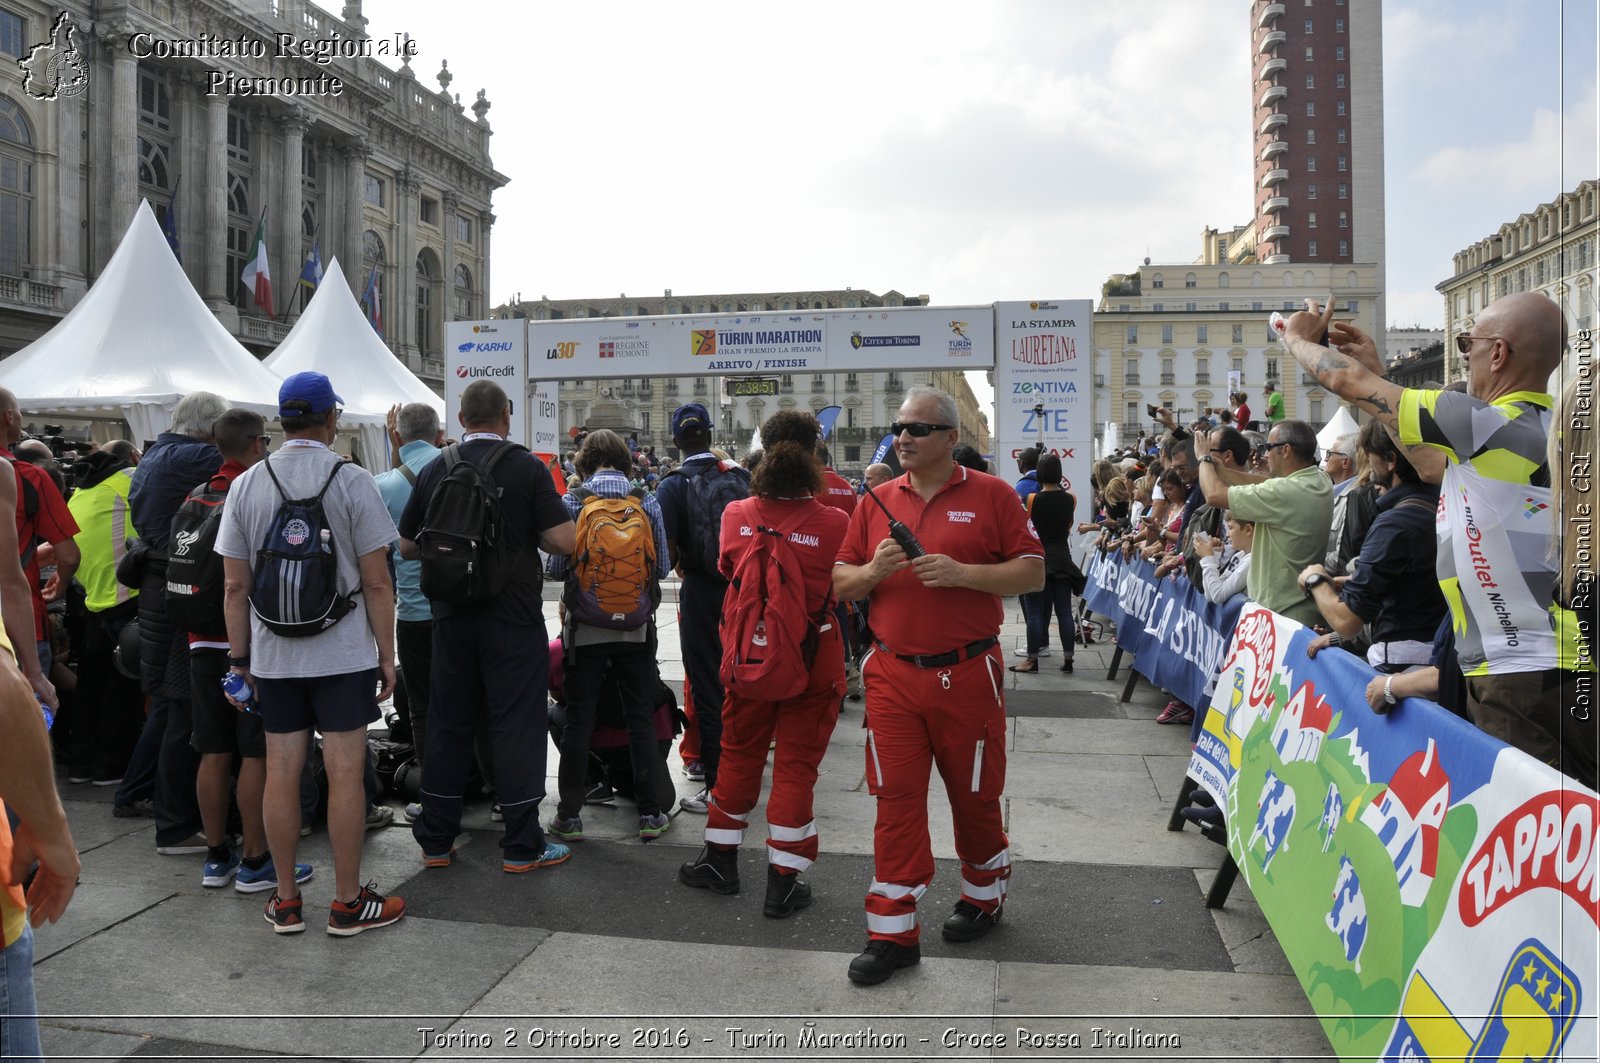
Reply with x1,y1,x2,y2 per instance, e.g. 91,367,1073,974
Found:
249,433,273,449
1324,450,1347,459
1265,441,1293,452
1454,333,1501,355
890,421,953,438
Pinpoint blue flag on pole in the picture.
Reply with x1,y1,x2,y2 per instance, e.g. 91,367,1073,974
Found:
359,265,382,334
161,179,180,262
815,405,842,440
298,241,323,294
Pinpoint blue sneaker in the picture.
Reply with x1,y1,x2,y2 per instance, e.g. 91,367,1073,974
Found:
503,843,570,874
201,849,240,888
235,857,315,894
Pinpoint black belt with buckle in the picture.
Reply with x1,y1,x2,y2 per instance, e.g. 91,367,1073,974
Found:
877,636,999,670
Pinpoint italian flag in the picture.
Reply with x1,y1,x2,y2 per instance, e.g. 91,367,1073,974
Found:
239,212,274,318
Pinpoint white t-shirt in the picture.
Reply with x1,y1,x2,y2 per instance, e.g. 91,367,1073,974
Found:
215,444,397,679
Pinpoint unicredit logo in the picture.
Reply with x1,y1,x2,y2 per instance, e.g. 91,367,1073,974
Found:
455,366,468,378
461,365,516,378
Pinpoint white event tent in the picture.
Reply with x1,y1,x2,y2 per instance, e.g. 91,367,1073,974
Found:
0,202,286,443
264,258,443,467
1315,404,1360,453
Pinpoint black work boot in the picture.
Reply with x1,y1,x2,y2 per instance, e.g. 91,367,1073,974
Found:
762,866,813,918
941,900,1003,942
847,939,921,985
678,845,740,895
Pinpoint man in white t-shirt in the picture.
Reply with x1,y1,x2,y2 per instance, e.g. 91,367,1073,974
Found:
217,372,406,937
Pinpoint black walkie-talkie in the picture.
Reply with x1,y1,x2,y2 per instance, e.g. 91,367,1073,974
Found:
862,483,926,559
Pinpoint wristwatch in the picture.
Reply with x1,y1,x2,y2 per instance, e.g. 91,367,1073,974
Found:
1303,572,1329,594
1200,455,1215,465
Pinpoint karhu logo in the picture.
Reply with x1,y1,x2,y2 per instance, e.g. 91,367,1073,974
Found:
172,529,200,556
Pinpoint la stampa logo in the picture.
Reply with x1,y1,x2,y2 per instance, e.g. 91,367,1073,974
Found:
19,12,89,101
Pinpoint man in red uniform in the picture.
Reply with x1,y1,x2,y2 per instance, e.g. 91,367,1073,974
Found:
833,386,1043,985
815,443,857,516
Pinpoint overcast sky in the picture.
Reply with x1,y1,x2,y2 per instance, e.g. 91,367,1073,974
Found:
370,0,1596,332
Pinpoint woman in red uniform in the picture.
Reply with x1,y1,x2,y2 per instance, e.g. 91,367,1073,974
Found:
677,411,849,918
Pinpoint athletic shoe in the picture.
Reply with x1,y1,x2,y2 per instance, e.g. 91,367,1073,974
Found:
299,823,313,838
156,834,209,856
679,788,710,814
113,798,155,819
503,842,571,874
327,883,405,936
263,890,305,935
847,939,921,985
235,857,315,894
67,770,93,784
638,813,671,841
1012,647,1051,658
583,781,616,805
365,804,394,830
683,760,705,781
942,900,1002,942
91,774,124,787
201,850,241,888
404,802,422,823
547,815,585,841
421,849,454,869
490,802,504,822
1155,701,1195,725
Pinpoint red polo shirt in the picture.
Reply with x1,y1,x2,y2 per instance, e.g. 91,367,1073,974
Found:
817,467,858,516
720,496,849,617
839,465,1041,656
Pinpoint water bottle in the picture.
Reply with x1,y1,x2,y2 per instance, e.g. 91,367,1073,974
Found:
221,671,256,713
37,693,53,732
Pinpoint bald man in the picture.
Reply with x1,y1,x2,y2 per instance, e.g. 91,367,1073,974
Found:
1285,293,1593,789
863,464,893,491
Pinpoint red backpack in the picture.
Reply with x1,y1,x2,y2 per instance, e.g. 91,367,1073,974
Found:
719,505,831,702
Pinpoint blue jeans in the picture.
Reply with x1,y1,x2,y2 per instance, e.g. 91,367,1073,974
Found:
1022,575,1076,659
0,922,43,1060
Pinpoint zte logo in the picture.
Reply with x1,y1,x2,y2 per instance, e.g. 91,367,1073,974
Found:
547,342,578,359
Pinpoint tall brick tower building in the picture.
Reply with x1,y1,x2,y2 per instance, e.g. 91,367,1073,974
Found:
1250,0,1385,328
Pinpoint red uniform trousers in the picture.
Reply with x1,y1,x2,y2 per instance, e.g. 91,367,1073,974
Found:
676,608,702,763
703,630,844,873
860,645,1010,945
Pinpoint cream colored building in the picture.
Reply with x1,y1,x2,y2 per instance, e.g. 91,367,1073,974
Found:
497,288,992,478
1437,177,1598,383
1093,250,1382,437
0,0,503,388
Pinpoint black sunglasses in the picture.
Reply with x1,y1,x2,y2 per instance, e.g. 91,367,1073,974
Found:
249,433,273,449
890,421,954,437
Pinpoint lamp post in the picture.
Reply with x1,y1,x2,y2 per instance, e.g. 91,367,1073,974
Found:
722,402,735,455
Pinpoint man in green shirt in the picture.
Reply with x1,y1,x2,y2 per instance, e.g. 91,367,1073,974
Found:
1197,419,1332,628
1263,383,1286,425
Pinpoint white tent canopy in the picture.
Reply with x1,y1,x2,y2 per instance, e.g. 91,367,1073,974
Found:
264,257,442,466
1316,404,1360,453
0,201,286,441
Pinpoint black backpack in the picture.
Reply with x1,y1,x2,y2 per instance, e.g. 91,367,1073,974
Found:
666,459,749,576
164,476,229,632
247,456,357,638
417,441,525,605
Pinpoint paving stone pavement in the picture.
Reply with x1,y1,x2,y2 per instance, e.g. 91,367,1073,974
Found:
27,596,1333,1061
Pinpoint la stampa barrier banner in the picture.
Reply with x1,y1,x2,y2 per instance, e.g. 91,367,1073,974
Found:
1081,549,1244,710
1193,605,1597,1062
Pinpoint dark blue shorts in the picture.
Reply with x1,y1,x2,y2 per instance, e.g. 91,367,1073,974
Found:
253,669,381,735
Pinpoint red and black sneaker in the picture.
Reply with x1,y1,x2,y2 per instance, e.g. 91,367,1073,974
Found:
263,890,305,935
326,883,405,937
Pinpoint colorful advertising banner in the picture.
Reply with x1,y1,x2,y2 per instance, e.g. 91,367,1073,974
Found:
1081,552,1597,1060
992,299,1094,498
1082,549,1245,711
821,305,994,371
1193,605,1597,1062
445,319,528,447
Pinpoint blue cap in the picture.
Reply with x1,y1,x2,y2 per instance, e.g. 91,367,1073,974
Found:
279,371,343,417
671,402,713,437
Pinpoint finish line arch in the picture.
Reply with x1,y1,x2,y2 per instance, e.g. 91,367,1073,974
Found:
446,298,1094,494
